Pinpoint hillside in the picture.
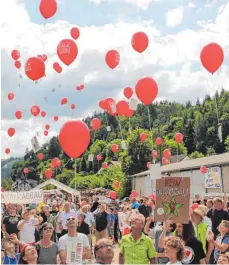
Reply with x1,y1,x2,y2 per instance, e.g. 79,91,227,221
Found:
2,90,229,195
1,157,23,179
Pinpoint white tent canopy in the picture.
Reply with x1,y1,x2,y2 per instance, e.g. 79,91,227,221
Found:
31,179,81,201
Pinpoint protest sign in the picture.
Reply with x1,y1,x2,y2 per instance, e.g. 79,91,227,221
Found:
154,177,190,224
204,167,222,189
1,190,44,204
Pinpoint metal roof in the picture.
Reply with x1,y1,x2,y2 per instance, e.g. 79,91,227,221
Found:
131,153,229,177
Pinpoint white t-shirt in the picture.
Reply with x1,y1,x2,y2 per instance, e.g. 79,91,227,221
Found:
59,210,77,230
58,233,90,264
203,216,212,229
18,218,39,243
118,211,130,233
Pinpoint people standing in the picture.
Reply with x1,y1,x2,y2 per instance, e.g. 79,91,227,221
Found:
59,202,77,237
164,236,185,265
58,216,91,264
138,197,152,219
95,204,109,242
2,205,21,236
119,214,156,264
94,239,114,265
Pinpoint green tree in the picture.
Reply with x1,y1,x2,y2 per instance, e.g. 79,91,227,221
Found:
189,151,204,159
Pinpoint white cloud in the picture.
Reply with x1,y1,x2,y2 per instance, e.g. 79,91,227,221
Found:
188,2,196,8
1,0,229,158
89,0,160,9
166,6,184,28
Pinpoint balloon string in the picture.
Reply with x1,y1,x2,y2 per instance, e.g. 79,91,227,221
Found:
105,111,109,127
211,74,220,126
147,106,152,131
117,117,124,140
129,117,131,133
74,159,77,190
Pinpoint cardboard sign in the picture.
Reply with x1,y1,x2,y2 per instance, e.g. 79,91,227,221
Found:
1,190,44,204
205,167,222,189
154,177,190,224
31,136,40,153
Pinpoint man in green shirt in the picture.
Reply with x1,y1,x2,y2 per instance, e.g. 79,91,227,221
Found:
119,213,156,264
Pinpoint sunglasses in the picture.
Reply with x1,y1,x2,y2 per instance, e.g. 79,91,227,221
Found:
95,244,113,252
44,227,52,231
67,217,76,221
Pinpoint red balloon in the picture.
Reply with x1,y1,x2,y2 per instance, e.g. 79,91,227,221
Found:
76,84,84,91
104,98,116,116
114,181,120,189
163,149,171,159
91,118,101,131
200,166,207,174
175,132,183,144
1,187,5,192
25,57,45,81
111,144,119,153
155,137,163,146
147,162,151,169
5,148,10,155
162,157,169,165
53,62,62,73
102,162,108,169
191,203,199,211
123,87,133,99
61,97,68,105
116,100,129,117
131,32,149,53
8,93,14,100
42,54,47,62
15,110,22,120
140,132,147,142
125,107,135,118
37,153,44,161
24,168,29,174
54,116,59,121
135,77,158,105
200,43,224,74
45,169,52,179
97,154,102,161
50,163,55,169
52,157,60,167
71,104,76,110
11,50,20,60
148,201,153,207
14,61,21,69
45,124,50,130
99,100,105,110
39,0,57,19
105,50,120,69
41,111,46,117
70,27,80,40
8,128,15,137
44,130,49,136
152,150,158,159
57,39,78,66
59,120,90,158
81,201,87,207
131,190,138,197
109,191,117,200
31,105,40,116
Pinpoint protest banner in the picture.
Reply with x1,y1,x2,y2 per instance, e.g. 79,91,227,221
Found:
154,177,190,224
204,167,222,189
1,190,44,204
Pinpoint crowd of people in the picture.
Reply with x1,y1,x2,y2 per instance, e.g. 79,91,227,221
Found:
1,194,229,264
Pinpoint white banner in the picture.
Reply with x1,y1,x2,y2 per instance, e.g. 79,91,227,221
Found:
31,136,40,153
204,167,222,189
1,190,44,204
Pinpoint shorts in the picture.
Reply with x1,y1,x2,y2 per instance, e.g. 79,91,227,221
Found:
107,226,114,237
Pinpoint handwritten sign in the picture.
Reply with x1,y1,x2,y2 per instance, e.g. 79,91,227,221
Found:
154,177,190,224
204,167,222,189
1,190,44,204
66,241,83,264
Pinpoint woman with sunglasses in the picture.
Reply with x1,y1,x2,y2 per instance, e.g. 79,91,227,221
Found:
36,223,58,264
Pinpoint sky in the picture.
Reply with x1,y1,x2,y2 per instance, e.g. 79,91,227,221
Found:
1,0,229,158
